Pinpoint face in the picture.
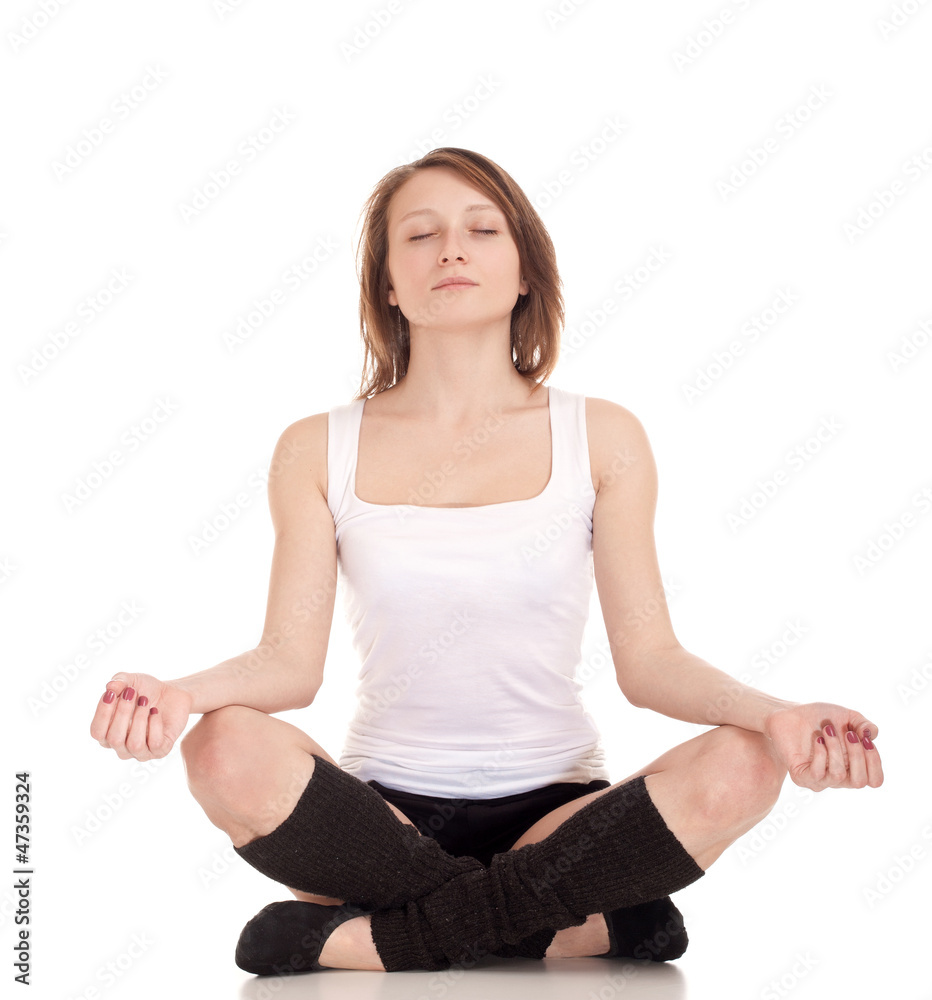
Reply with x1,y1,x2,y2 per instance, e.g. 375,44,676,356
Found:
384,166,529,333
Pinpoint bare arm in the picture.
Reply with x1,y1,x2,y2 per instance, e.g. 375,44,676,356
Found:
587,397,796,733
168,413,338,714
91,412,338,759
589,398,883,791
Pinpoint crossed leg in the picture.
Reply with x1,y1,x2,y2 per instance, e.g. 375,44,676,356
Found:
180,709,787,971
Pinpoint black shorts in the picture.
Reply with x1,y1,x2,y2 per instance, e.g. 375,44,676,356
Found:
366,777,612,867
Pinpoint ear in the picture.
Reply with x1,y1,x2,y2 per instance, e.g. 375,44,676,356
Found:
519,276,529,296
387,286,397,307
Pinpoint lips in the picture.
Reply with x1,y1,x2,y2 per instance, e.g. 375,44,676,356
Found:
434,277,477,288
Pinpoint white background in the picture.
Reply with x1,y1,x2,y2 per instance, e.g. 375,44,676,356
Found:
3,1,930,997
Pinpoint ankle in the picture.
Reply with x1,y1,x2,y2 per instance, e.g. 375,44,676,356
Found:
544,913,610,959
318,915,386,971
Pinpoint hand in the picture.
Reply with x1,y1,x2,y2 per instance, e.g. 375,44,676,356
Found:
89,672,192,761
764,701,884,791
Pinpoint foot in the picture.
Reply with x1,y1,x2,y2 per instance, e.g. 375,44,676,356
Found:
318,915,386,971
544,913,611,959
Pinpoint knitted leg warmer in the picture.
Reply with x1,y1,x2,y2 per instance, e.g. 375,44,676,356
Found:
233,755,485,907
369,774,705,971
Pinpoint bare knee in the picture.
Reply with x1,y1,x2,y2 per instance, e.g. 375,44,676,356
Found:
698,726,786,830
180,705,264,790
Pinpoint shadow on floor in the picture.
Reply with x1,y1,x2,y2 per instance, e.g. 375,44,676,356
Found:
237,955,687,999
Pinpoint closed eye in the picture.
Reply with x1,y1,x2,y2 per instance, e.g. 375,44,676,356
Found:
409,229,499,242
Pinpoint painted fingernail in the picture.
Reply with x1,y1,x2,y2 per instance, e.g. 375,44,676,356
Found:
825,724,836,738
137,695,148,707
149,707,158,716
122,687,135,701
863,734,875,750
846,730,859,743
817,736,825,744
103,690,115,704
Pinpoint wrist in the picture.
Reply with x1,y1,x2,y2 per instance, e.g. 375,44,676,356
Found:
761,698,802,733
166,676,206,715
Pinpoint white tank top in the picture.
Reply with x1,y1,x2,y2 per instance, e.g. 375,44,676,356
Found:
327,383,609,798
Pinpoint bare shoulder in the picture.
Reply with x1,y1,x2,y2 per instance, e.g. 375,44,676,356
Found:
269,411,330,517
584,396,654,495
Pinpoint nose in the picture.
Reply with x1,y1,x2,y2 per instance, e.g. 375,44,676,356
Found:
439,235,466,263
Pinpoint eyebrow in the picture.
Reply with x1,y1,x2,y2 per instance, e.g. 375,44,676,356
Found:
396,203,501,223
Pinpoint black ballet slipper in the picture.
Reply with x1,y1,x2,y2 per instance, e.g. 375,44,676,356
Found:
235,899,374,976
598,896,689,962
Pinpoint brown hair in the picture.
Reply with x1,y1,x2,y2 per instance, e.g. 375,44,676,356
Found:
351,147,564,401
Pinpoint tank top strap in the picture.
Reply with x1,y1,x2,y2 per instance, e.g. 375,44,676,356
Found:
549,385,597,528
327,397,363,525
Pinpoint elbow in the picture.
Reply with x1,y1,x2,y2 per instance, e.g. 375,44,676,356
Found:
619,681,648,709
291,682,320,711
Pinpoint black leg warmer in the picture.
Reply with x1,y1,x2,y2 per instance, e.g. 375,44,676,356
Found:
369,774,705,971
232,754,485,907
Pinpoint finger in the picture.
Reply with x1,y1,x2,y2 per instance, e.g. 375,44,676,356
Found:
810,732,828,784
861,729,885,788
855,718,880,743
146,707,166,757
822,722,848,786
90,688,119,743
126,694,152,761
106,684,138,759
843,728,868,788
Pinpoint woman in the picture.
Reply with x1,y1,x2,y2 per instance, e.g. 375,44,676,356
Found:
89,147,884,975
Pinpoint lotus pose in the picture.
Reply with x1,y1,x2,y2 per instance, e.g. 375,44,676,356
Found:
90,147,883,974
